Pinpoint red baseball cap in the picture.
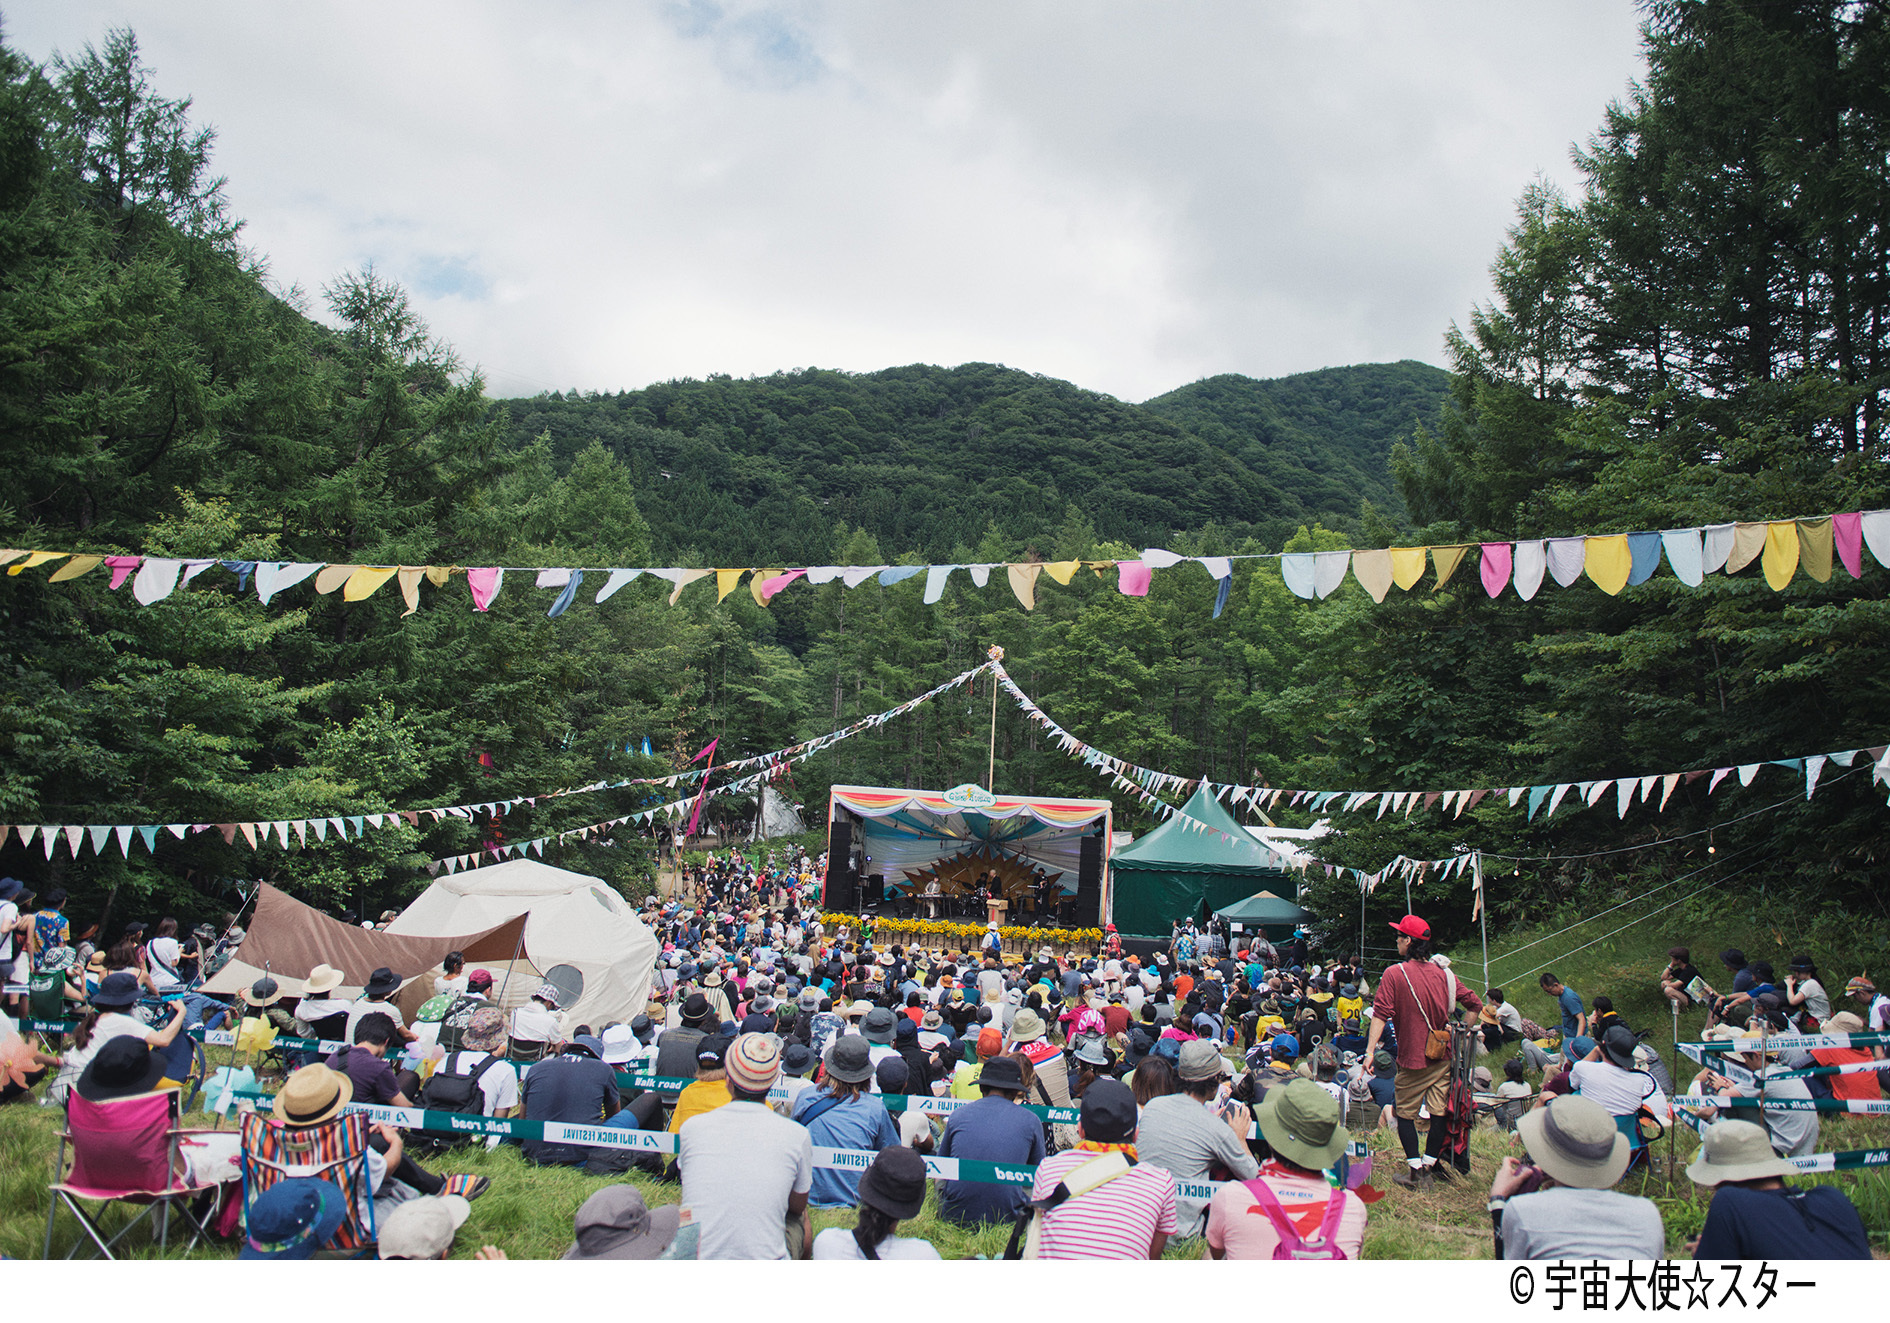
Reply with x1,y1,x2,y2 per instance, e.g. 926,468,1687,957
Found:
1388,914,1430,940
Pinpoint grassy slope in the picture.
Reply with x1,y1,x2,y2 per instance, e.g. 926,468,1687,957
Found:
7,889,1886,1259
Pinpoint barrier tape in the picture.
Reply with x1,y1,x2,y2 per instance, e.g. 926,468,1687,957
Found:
1671,1092,1890,1115
1684,1030,1890,1052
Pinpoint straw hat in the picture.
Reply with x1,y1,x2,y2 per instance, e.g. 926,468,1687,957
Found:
302,964,345,996
1685,1119,1795,1187
1516,1095,1630,1189
273,1064,354,1127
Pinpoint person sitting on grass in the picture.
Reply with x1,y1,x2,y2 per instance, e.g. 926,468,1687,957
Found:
677,1032,813,1260
1792,1011,1881,1102
377,1193,472,1260
810,1143,942,1260
326,1012,420,1107
937,1054,1047,1227
1136,1040,1258,1237
1208,1077,1365,1260
794,1036,901,1209
1489,1094,1665,1260
1021,1077,1178,1260
1686,1028,1819,1158
1685,1118,1870,1259
1492,1057,1533,1131
1660,946,1705,1010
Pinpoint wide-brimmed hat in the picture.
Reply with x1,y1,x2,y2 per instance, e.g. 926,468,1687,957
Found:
1686,1119,1797,1186
1256,1077,1351,1170
1009,1009,1047,1043
1826,1011,1866,1034
1178,1039,1231,1082
377,1194,470,1260
824,1035,874,1084
463,1006,508,1054
239,1178,349,1259
1600,1024,1640,1069
920,1008,944,1031
90,971,142,1010
532,982,562,1008
244,976,285,1008
302,964,345,996
1071,1033,1111,1067
1517,1095,1630,1189
1122,1028,1154,1068
781,1042,816,1077
76,1036,169,1101
841,998,874,1019
679,993,716,1028
274,1063,354,1126
861,1007,898,1044
976,1055,1025,1092
0,877,21,902
563,1186,680,1260
857,1143,929,1220
798,987,822,1012
362,967,401,999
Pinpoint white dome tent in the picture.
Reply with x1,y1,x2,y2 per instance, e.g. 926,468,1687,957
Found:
386,858,658,1032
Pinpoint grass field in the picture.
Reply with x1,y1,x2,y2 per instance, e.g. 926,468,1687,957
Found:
6,879,1887,1259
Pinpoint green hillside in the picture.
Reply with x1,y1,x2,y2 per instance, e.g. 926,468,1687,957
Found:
494,360,1446,564
1141,361,1451,520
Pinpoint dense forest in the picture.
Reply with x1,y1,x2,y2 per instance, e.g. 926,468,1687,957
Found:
1,2,1887,949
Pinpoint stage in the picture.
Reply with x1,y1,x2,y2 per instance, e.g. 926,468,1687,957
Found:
821,783,1111,929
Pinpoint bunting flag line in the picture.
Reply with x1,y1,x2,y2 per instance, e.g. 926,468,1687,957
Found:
2,663,998,863
5,508,1885,625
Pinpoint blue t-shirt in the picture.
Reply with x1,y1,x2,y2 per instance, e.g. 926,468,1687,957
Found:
1694,1184,1871,1260
1368,1075,1398,1110
937,1095,1046,1225
1557,987,1585,1037
792,1089,900,1207
519,1053,620,1165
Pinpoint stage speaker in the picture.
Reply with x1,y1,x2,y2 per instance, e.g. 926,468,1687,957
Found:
826,821,856,911
864,874,885,908
1075,832,1103,927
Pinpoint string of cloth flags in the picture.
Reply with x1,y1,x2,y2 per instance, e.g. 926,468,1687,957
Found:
5,508,1887,620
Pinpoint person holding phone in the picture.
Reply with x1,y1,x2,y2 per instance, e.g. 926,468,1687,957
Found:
1488,1094,1666,1260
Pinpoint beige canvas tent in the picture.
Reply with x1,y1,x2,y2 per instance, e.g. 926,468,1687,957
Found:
384,859,658,1030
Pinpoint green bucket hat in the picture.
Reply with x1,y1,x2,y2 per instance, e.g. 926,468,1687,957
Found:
1254,1077,1351,1171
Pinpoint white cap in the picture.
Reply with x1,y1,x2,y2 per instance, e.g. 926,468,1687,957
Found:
377,1194,470,1259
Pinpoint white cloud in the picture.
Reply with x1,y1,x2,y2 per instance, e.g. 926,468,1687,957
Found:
6,0,1644,400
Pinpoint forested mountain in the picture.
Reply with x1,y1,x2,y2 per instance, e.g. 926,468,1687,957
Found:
2,4,1887,948
494,359,1447,566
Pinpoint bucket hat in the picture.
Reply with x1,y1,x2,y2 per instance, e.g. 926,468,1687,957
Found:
1685,1119,1796,1186
239,1178,349,1259
562,1186,680,1260
861,1007,898,1044
1255,1077,1351,1170
1177,1039,1231,1082
463,1007,508,1054
90,971,142,1010
857,1144,928,1220
1009,1009,1047,1043
824,1035,873,1084
1516,1094,1630,1189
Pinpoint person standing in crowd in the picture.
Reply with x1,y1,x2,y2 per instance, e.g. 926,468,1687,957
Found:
1488,1094,1665,1259
1685,1119,1871,1258
1135,1040,1257,1237
936,1054,1046,1226
1026,1079,1177,1260
677,1033,813,1259
1363,914,1483,1189
1207,1077,1367,1259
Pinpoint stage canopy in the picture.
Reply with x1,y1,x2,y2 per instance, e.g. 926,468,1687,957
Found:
826,785,1110,913
1109,783,1300,937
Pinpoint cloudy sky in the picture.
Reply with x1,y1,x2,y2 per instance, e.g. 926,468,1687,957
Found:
8,2,1646,402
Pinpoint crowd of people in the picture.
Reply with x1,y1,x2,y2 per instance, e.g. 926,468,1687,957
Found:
2,858,1883,1260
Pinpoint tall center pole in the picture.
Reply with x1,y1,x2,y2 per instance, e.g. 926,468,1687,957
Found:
987,675,998,792
1476,852,1490,993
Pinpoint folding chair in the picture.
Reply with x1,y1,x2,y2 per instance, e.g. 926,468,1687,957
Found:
44,1092,217,1259
239,1110,378,1256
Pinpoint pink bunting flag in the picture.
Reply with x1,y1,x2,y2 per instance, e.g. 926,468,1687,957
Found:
1116,561,1152,597
104,555,142,589
467,567,504,611
1479,542,1512,598
757,568,807,603
1833,512,1863,579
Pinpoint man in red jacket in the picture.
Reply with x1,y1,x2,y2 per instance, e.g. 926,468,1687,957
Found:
1362,914,1483,1191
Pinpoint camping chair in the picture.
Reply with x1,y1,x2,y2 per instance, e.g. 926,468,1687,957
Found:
506,1038,550,1064
239,1109,377,1255
44,1091,217,1259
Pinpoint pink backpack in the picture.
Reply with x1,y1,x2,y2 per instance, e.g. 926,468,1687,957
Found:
1240,1176,1350,1259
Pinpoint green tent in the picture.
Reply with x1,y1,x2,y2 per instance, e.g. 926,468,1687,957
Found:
1213,890,1312,932
1109,784,1298,937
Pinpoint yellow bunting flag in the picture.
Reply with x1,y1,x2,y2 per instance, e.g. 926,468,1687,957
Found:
1350,550,1393,603
1726,522,1766,573
1795,517,1833,583
6,550,64,577
715,568,748,603
425,565,452,588
1007,563,1042,610
1388,547,1427,591
48,555,104,582
1761,521,1800,590
1043,560,1080,586
342,566,399,601
750,570,781,607
668,568,711,606
313,564,358,595
1431,545,1469,591
1584,535,1632,595
396,567,428,616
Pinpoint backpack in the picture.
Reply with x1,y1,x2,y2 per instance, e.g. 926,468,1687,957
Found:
421,1052,504,1117
436,995,487,1053
1240,1176,1350,1259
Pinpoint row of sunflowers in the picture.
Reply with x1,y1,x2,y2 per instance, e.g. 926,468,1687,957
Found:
816,912,1106,954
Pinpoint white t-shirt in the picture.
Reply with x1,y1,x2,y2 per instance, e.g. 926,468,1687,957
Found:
810,1227,941,1260
145,937,184,991
1868,995,1890,1034
1569,1059,1667,1120
434,1049,520,1115
434,974,468,999
678,1101,813,1260
510,1000,562,1045
345,997,406,1044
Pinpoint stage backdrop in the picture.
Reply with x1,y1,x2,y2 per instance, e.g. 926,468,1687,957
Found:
823,785,1111,920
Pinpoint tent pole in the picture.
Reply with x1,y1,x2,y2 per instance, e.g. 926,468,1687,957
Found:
1476,852,1489,993
494,921,528,1018
987,676,998,792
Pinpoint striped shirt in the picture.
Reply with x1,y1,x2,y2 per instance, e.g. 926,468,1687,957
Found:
1028,1150,1178,1260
